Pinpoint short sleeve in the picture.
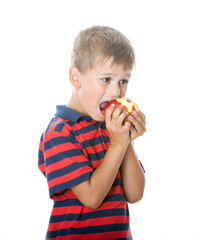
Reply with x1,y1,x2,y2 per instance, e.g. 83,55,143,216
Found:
43,131,93,200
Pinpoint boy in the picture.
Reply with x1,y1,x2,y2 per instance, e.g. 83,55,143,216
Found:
38,26,146,240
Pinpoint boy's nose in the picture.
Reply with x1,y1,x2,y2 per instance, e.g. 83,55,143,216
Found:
109,84,121,98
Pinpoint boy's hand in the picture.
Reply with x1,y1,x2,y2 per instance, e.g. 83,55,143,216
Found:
128,109,146,141
105,104,131,146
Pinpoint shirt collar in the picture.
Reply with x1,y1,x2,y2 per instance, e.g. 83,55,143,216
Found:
55,105,93,123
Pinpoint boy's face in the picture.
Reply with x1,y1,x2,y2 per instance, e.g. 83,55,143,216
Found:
73,58,132,122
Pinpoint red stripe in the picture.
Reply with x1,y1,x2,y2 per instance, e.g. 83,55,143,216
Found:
38,162,45,174
39,141,44,152
84,143,105,154
107,185,124,196
48,118,63,132
91,159,105,169
76,129,99,142
51,201,127,216
46,230,131,240
44,130,69,143
44,141,81,159
48,166,92,189
72,120,96,131
48,215,129,231
45,154,92,175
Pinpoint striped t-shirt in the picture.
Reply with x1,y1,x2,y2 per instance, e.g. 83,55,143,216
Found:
38,105,135,240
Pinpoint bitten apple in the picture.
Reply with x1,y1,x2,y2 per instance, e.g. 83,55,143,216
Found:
105,97,139,123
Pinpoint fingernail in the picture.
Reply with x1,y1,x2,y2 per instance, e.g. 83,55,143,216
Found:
133,111,137,116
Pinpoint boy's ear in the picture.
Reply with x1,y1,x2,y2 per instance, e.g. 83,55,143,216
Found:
69,66,81,88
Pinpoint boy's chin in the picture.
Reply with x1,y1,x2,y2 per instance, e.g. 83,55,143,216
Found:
93,116,105,122
92,112,105,122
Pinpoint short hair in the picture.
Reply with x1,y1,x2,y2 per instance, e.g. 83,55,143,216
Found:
70,26,135,73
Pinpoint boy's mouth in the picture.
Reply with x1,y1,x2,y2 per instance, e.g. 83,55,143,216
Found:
99,101,110,114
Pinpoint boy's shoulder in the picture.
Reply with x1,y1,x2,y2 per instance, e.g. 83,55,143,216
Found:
44,105,99,137
45,115,70,135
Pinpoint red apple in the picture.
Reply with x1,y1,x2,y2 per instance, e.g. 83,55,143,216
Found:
104,97,138,123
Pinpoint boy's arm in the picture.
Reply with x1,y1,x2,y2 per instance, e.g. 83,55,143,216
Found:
120,143,145,203
121,110,146,203
71,143,128,209
71,104,130,209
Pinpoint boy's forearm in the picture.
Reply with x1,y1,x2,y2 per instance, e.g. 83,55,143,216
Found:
120,143,145,203
71,143,128,209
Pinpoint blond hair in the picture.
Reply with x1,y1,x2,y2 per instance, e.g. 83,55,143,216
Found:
70,26,135,73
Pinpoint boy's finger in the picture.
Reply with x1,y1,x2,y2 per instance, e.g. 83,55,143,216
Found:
132,110,146,126
117,111,129,126
112,105,123,120
105,104,115,120
136,109,146,125
129,114,146,133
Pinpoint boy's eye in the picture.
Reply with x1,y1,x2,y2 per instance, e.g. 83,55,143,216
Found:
102,77,111,82
119,79,129,85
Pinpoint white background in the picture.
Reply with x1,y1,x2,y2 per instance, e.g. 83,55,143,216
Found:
0,0,198,239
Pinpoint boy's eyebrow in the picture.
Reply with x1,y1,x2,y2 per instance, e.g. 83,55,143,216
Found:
99,73,131,78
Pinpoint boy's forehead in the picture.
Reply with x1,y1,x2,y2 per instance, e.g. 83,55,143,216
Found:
93,58,132,76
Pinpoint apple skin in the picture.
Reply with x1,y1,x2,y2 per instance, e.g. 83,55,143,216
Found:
104,98,136,123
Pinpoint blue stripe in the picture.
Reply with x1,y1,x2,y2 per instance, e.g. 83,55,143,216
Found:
38,149,44,167
104,193,127,202
88,150,105,161
113,178,121,186
53,193,126,208
49,208,129,223
81,135,109,148
47,161,91,181
45,149,84,167
54,121,66,132
54,198,83,207
74,123,98,136
49,171,92,197
40,133,43,142
46,223,130,238
139,161,145,172
45,117,58,134
44,136,77,151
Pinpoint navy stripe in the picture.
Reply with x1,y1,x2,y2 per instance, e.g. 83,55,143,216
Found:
53,193,126,208
44,136,77,151
104,193,127,202
54,198,83,207
45,149,84,167
49,171,92,197
40,133,43,142
113,178,121,186
74,123,98,136
47,161,91,181
45,117,58,134
49,208,129,223
46,223,130,238
81,135,109,148
54,121,66,132
38,149,44,167
139,161,145,172
88,150,105,161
